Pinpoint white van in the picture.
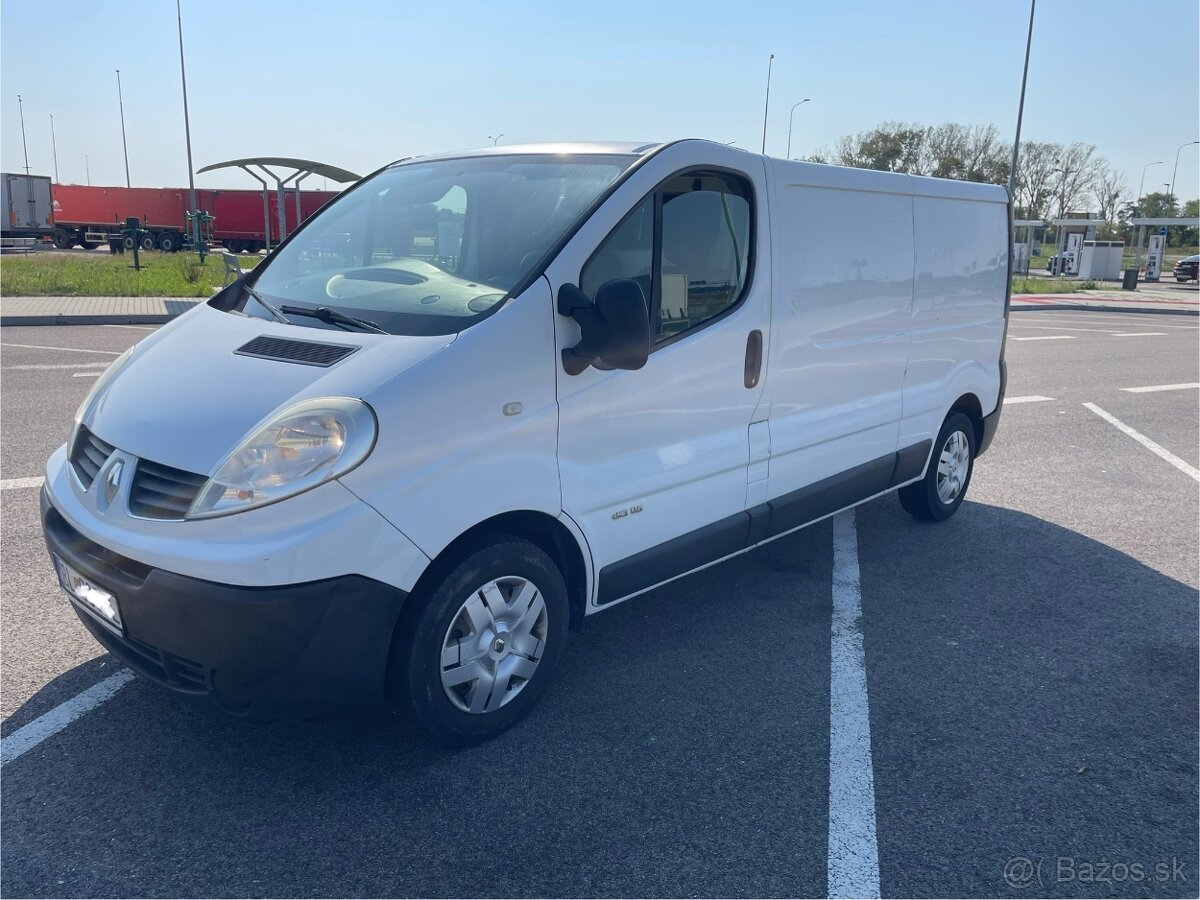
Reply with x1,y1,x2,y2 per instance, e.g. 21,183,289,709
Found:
42,141,1009,742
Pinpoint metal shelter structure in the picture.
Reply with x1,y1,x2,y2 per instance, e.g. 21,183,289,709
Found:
195,157,361,251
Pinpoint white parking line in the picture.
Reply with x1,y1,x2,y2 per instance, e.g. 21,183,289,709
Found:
1120,383,1200,393
1113,332,1167,337
827,510,880,899
72,372,100,378
1012,335,1074,341
1004,395,1055,404
1083,403,1200,482
1,670,135,767
103,325,156,331
2,362,110,371
0,342,121,355
0,476,45,490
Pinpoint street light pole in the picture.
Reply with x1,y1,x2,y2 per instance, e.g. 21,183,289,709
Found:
1008,0,1036,203
50,114,59,182
16,94,30,176
786,99,810,159
760,53,774,155
115,69,131,188
1168,139,1199,201
85,154,90,185
1133,160,1163,274
487,134,504,145
176,0,202,259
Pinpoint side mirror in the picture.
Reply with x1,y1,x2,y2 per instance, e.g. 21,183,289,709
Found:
557,279,650,375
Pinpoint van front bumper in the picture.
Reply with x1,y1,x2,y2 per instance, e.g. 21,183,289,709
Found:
42,489,408,719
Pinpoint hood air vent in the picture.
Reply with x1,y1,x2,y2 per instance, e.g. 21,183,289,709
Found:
235,335,360,367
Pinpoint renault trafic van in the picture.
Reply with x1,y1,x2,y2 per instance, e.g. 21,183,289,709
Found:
42,141,1008,742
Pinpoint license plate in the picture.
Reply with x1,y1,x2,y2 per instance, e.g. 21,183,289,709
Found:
54,554,123,633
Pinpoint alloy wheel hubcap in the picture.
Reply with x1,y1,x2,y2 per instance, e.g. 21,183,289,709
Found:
936,430,970,504
440,576,547,714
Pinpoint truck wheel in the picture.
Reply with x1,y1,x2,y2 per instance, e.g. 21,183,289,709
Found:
898,412,976,522
122,235,136,251
391,536,569,745
52,229,72,249
225,239,243,254
139,233,157,252
158,232,178,252
79,239,97,251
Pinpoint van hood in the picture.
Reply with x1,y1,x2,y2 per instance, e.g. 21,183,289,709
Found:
84,303,454,476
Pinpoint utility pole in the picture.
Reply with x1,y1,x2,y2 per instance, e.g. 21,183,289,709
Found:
1008,0,1035,203
85,154,91,185
487,134,504,145
786,99,810,159
116,69,131,187
50,114,59,182
760,53,774,155
16,94,34,229
176,0,203,260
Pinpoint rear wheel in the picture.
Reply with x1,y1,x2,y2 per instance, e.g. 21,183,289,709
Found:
139,233,157,252
225,239,243,254
898,412,976,521
158,232,179,252
122,234,136,251
52,229,72,249
391,536,569,744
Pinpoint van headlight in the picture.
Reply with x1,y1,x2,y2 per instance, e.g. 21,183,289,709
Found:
187,397,377,519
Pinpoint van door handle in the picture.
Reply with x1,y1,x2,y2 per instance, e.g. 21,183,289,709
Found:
744,330,763,389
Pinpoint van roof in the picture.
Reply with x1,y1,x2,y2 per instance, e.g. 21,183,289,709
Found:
397,142,665,165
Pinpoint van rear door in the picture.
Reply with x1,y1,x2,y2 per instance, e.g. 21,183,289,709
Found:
544,144,771,608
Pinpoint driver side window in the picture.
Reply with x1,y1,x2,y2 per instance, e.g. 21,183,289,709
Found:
580,170,754,346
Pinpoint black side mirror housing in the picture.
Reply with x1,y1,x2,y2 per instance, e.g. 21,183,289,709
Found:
557,279,650,375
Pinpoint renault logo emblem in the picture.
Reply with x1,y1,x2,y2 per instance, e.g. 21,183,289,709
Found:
103,460,124,505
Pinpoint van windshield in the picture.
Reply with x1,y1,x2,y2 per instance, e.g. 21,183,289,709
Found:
241,154,635,335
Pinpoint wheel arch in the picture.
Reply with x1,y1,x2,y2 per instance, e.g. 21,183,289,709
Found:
948,392,985,449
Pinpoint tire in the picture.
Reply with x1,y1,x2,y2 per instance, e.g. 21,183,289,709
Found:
78,240,97,251
391,535,569,744
898,412,976,522
52,229,72,250
1177,277,1188,283
158,232,178,252
122,234,136,251
225,239,243,254
139,233,157,252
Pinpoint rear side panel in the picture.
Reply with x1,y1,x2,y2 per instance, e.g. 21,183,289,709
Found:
2,173,53,235
900,177,1008,455
51,184,189,231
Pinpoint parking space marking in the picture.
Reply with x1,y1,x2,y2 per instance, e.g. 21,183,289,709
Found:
1083,403,1200,482
2,362,110,371
1113,332,1168,337
1,670,135,767
1003,395,1055,404
827,510,880,899
0,342,121,355
1120,383,1200,393
1012,335,1074,341
73,372,100,378
103,325,156,331
1006,325,1124,334
0,476,45,490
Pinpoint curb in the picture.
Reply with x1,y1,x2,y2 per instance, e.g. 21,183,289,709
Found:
0,313,178,326
1009,303,1198,316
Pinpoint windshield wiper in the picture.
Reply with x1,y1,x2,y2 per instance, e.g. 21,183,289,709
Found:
243,284,290,325
279,305,388,334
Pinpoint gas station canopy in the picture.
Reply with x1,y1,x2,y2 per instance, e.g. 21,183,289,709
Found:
196,156,362,250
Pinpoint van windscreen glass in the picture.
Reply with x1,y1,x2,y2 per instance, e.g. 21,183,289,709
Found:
241,154,635,335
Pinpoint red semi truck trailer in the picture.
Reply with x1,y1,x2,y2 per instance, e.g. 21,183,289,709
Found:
49,183,339,252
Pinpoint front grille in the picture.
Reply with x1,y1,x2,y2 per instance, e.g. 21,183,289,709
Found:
129,458,207,520
69,426,115,489
234,335,359,367
124,634,209,691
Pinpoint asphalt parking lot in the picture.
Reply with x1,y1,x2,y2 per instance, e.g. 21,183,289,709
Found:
1,310,1197,898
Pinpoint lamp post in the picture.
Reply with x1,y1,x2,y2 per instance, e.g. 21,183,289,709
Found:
49,114,59,182
487,134,504,145
1008,0,1036,202
760,53,774,155
115,69,130,188
786,99,810,159
176,0,202,259
1133,161,1164,274
1168,140,1199,201
85,154,90,185
16,94,30,176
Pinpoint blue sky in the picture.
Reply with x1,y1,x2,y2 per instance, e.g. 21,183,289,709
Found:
3,0,1198,201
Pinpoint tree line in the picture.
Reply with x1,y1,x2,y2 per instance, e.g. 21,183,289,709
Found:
806,122,1198,248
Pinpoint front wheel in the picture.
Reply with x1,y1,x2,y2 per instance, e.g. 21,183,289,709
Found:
391,536,569,744
898,412,976,521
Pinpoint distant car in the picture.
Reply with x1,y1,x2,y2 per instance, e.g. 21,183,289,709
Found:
1173,255,1198,282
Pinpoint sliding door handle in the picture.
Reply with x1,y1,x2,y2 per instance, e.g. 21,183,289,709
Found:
744,330,763,389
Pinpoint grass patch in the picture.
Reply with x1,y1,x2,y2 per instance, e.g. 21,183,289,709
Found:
0,252,260,297
1012,277,1094,294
